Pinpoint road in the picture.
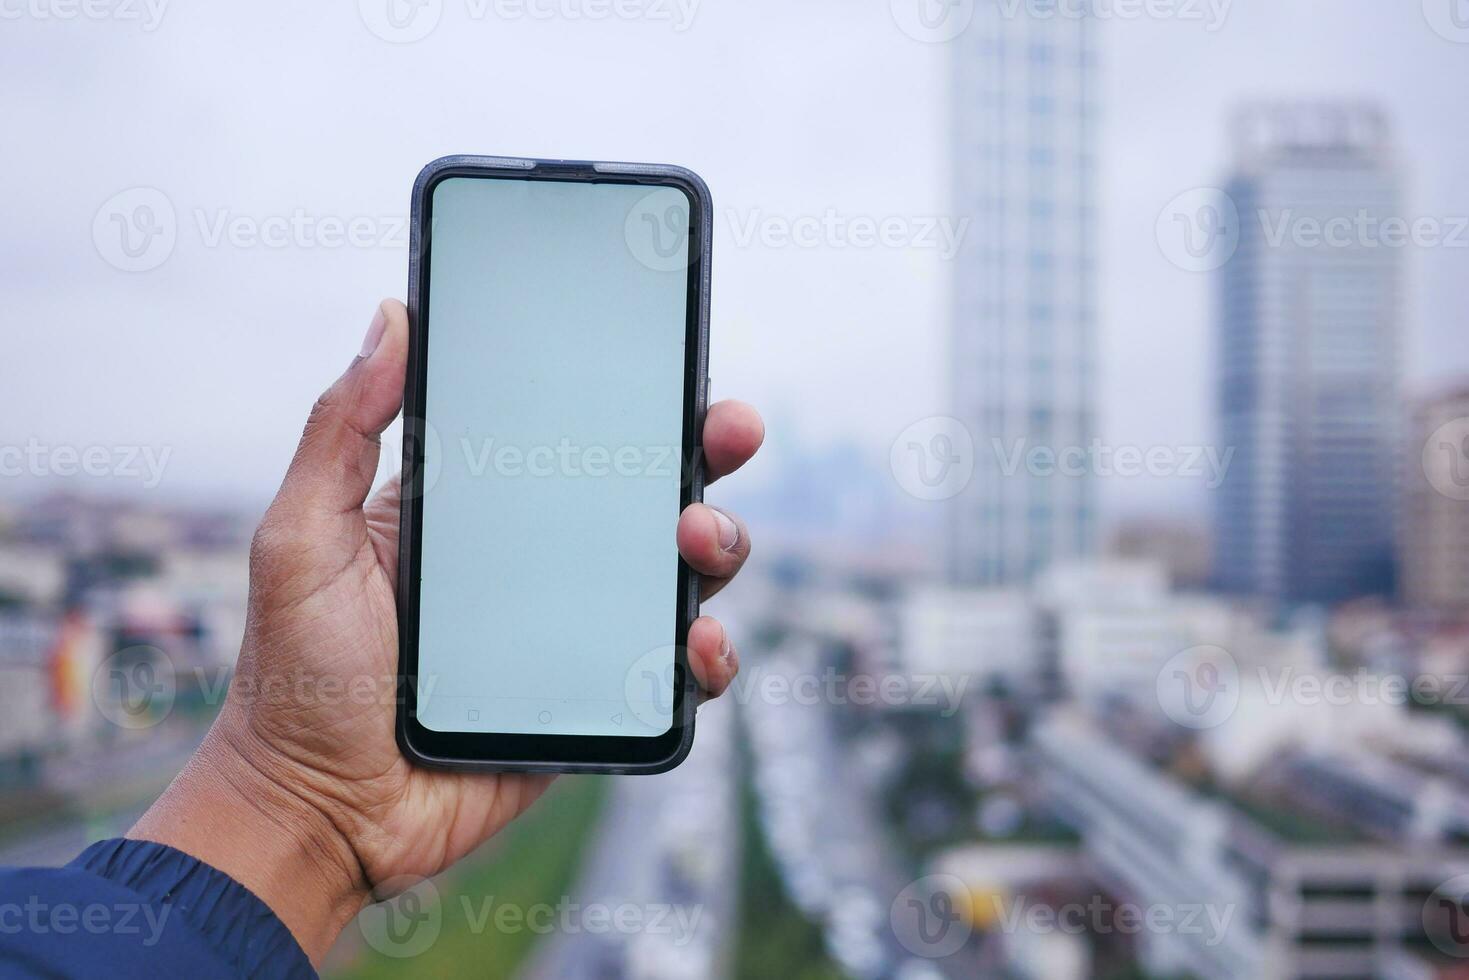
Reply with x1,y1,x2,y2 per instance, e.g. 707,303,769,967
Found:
743,641,948,980
521,696,739,980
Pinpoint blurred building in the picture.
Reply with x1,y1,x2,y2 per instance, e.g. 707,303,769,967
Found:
1034,560,1245,703
947,0,1097,585
0,614,68,769
0,494,252,785
1108,519,1213,590
1035,558,1170,609
1327,602,1469,723
0,543,67,608
933,845,1090,980
1402,383,1469,615
0,610,101,781
1033,709,1469,980
895,561,1197,704
1214,103,1401,605
896,585,1036,691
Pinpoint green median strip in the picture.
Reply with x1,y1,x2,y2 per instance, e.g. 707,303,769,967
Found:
733,728,843,980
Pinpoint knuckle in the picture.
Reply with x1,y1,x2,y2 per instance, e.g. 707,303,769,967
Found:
302,384,343,444
247,506,319,606
248,514,281,569
248,507,306,573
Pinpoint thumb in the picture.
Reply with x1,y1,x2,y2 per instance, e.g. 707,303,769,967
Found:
277,299,408,517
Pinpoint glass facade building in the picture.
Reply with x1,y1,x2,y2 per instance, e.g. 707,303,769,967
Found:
947,0,1098,585
1214,104,1401,604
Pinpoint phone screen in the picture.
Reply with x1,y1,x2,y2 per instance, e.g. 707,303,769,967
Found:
413,175,692,740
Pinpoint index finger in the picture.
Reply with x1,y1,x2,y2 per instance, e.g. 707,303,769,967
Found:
702,400,764,485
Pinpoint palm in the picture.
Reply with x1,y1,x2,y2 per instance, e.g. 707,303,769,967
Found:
243,477,553,891
361,479,553,885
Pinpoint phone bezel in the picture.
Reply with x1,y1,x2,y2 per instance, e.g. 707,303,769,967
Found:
395,156,710,774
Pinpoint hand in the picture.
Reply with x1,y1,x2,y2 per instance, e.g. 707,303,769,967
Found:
129,299,763,963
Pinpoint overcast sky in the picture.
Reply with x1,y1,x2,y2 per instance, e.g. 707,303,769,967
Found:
3,0,1466,525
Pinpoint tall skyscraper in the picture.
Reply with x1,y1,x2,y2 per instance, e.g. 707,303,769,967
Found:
1402,384,1469,614
947,2,1097,585
1214,104,1401,604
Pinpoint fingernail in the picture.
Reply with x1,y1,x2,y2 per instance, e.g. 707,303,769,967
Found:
359,305,388,359
711,507,739,552
719,628,733,665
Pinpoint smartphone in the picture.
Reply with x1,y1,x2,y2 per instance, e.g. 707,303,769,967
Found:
395,156,711,773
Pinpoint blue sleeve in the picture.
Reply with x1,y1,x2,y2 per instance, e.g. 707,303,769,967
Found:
0,838,316,979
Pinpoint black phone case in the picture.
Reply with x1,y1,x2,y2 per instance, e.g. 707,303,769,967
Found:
395,155,712,774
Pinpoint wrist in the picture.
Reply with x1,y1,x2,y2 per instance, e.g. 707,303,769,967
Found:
129,714,370,964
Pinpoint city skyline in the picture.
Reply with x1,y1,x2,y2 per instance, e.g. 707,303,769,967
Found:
5,4,1469,531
